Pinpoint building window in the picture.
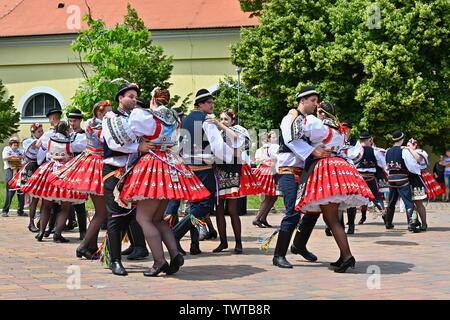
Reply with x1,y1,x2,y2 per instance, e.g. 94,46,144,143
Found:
23,94,61,118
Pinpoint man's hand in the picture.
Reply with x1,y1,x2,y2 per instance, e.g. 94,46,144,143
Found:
138,141,154,153
312,145,331,158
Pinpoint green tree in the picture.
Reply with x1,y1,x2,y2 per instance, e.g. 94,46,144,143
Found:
71,4,174,115
213,76,274,130
239,0,267,17
0,80,20,143
232,0,449,150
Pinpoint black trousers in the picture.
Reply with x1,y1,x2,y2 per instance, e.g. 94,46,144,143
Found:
2,168,25,214
365,176,383,204
103,164,145,261
188,168,217,219
68,203,87,232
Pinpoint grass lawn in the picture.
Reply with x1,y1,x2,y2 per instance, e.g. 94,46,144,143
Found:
0,182,285,212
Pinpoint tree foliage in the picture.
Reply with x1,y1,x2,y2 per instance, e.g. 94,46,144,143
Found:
71,4,174,115
239,0,267,17
232,0,449,151
213,76,274,130
0,80,20,143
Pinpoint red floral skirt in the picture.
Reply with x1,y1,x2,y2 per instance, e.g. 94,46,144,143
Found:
8,171,21,190
220,164,261,198
8,161,39,191
21,161,88,203
421,169,444,199
253,161,280,196
50,151,104,195
295,157,374,212
119,151,211,203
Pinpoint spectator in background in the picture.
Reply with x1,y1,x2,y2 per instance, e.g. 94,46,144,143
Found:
442,148,450,202
2,137,25,217
433,155,447,201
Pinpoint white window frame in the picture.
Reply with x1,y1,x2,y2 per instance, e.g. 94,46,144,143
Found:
19,87,66,123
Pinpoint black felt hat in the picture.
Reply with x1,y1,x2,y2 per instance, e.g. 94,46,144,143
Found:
295,86,319,102
194,89,214,106
45,108,62,118
392,130,405,142
359,131,372,140
115,83,140,102
67,108,83,119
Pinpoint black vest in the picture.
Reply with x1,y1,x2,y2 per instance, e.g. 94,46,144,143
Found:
279,111,310,153
356,146,377,170
385,146,407,173
103,109,129,159
181,111,211,165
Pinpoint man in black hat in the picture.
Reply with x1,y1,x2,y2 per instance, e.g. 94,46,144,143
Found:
172,88,234,255
65,108,88,240
102,83,151,275
384,131,421,232
272,86,331,268
353,131,386,225
35,108,63,236
37,108,63,165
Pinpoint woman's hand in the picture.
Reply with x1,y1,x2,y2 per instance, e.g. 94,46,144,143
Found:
205,114,219,126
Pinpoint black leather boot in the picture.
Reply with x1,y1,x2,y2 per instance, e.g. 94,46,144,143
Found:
406,209,420,233
384,208,395,229
110,260,128,276
290,217,318,262
121,244,134,256
347,224,355,235
189,227,202,255
272,230,294,268
173,215,194,256
74,204,87,237
127,246,149,260
347,208,356,234
107,230,123,267
358,210,366,225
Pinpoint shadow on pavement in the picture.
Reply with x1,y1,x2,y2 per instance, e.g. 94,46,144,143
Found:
375,240,419,246
173,264,267,281
349,231,406,238
289,259,415,275
350,260,415,275
178,247,274,260
427,227,450,232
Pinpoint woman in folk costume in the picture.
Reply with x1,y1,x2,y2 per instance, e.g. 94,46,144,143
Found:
50,101,112,258
119,88,210,276
253,130,280,228
407,139,443,231
21,121,88,242
209,109,261,254
295,101,374,273
8,123,44,232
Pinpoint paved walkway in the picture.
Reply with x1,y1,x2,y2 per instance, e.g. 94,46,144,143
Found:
0,203,449,300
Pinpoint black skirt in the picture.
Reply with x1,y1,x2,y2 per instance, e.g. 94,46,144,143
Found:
409,173,427,200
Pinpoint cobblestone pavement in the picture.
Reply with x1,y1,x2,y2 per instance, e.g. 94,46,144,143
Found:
0,203,449,300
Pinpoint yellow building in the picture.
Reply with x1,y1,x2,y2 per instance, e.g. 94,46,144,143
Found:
0,0,256,180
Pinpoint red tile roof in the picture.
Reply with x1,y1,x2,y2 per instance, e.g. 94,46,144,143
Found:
0,0,257,38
